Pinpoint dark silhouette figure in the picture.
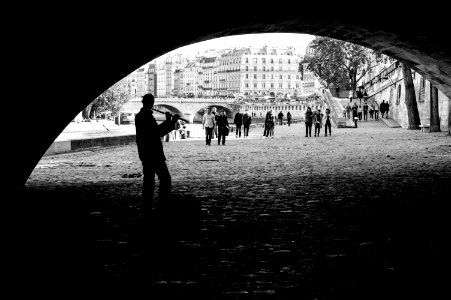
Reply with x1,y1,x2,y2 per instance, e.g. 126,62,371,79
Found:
242,110,252,138
324,108,332,136
304,107,313,137
234,108,243,138
357,89,364,104
278,111,284,125
135,94,180,214
263,110,271,137
216,110,230,145
286,112,292,126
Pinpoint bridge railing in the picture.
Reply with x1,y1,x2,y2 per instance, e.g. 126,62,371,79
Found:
155,98,237,103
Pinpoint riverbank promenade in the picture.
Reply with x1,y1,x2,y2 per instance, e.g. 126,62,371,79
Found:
19,120,451,299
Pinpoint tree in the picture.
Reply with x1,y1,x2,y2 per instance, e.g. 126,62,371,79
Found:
301,36,373,95
85,78,131,121
400,63,421,129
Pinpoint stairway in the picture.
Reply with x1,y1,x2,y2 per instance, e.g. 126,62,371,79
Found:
323,90,348,128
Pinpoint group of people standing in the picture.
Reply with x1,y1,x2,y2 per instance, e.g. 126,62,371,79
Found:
202,107,231,146
304,107,332,137
202,107,254,146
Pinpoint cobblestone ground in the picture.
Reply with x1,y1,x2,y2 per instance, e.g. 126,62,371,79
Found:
23,120,451,299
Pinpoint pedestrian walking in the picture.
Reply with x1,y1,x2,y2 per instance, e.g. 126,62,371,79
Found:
278,111,284,126
286,112,292,127
380,100,386,118
243,109,252,138
358,105,363,120
369,104,374,119
202,107,216,146
352,103,358,128
211,107,218,138
363,102,369,121
356,88,364,104
374,103,379,120
305,107,313,137
234,108,243,138
267,110,275,138
324,108,332,136
263,110,271,137
216,110,230,145
313,109,323,137
135,93,181,214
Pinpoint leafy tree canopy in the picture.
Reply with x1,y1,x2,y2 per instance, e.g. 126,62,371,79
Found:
92,78,131,117
301,36,373,92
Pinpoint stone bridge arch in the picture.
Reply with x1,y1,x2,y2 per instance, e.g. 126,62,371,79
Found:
8,6,451,188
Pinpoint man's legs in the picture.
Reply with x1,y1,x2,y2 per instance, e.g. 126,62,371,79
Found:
142,160,171,212
206,127,213,145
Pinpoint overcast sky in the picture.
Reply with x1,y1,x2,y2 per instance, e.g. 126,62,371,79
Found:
154,33,316,61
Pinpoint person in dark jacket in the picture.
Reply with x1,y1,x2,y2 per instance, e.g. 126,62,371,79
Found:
278,111,284,126
263,110,271,137
304,107,313,137
242,109,252,138
324,108,332,136
135,93,180,213
356,89,364,104
286,112,292,126
352,103,359,128
234,108,243,138
313,109,323,137
380,100,386,118
216,110,230,145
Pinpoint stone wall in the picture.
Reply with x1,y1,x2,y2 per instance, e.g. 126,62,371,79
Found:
366,67,449,131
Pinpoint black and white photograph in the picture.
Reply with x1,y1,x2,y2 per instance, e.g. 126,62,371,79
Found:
5,4,451,299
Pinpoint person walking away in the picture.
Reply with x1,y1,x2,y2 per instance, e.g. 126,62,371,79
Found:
234,108,243,138
263,110,271,137
135,93,181,214
358,105,363,120
242,109,252,138
352,103,358,128
369,104,374,119
267,110,275,138
380,100,386,118
374,102,379,120
202,107,216,146
278,111,284,126
363,102,369,121
216,110,230,145
286,112,292,126
304,107,313,137
324,108,332,136
211,107,218,138
313,109,323,137
356,88,363,105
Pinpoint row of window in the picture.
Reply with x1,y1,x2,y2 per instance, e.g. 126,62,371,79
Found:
244,83,300,89
221,58,295,65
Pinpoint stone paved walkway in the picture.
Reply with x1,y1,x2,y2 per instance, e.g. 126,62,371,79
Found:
22,121,451,299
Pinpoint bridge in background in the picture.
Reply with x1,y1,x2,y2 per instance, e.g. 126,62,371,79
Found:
121,98,240,123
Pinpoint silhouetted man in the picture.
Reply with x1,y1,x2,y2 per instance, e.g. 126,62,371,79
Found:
135,93,180,213
234,108,243,138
